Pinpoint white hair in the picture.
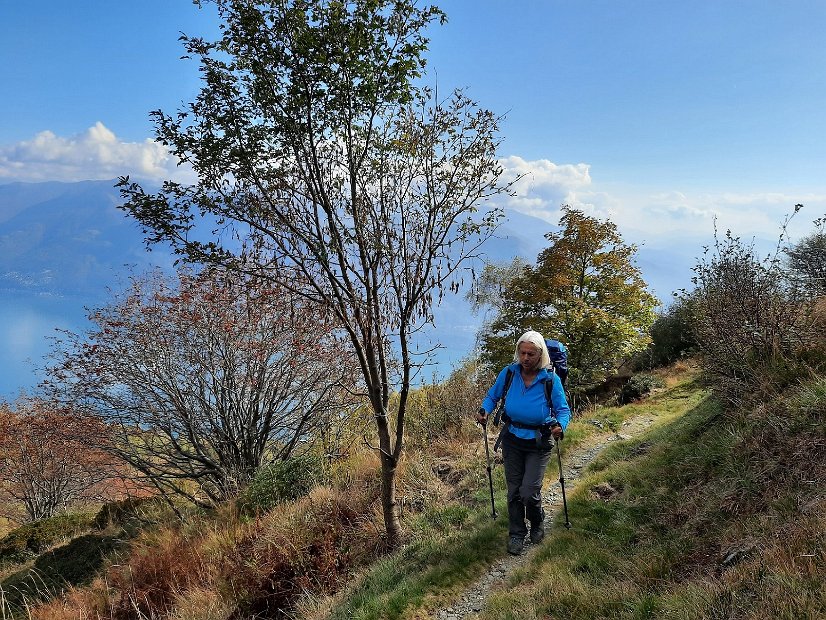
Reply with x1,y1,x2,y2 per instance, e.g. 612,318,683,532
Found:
513,330,551,369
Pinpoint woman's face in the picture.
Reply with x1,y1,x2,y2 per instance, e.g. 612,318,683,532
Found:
517,341,542,371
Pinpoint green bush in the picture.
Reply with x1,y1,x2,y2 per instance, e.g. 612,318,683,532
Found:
92,496,169,533
634,298,697,370
0,513,92,567
237,454,328,516
686,219,826,405
619,374,664,404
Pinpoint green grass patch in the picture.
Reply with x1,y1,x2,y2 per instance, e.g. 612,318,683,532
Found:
326,503,510,620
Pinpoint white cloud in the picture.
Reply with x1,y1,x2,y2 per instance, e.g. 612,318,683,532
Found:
2,130,824,250
632,190,826,245
495,155,826,248
0,122,194,184
498,155,594,222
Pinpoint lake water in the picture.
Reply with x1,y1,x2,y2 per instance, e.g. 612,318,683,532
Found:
0,293,483,401
0,292,94,400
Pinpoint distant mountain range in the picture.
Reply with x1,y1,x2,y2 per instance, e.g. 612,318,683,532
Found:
0,180,174,298
0,180,173,399
0,180,696,399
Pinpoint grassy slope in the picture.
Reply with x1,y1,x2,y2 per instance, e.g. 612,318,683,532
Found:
6,363,823,619
320,364,825,620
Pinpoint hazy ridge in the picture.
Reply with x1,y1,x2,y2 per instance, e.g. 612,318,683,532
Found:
0,180,696,398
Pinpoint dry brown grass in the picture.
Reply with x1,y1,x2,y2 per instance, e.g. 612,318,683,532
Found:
23,483,385,620
650,358,699,388
0,517,12,540
687,503,826,620
28,577,112,620
810,296,826,330
109,523,221,618
217,487,364,618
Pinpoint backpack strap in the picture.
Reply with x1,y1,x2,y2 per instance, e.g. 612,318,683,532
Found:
494,370,556,451
544,377,553,410
492,368,514,452
492,367,515,427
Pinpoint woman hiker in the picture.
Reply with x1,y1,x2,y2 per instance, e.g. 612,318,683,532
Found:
476,330,571,555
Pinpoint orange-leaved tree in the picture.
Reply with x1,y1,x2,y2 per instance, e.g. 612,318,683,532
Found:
0,397,119,523
478,206,659,390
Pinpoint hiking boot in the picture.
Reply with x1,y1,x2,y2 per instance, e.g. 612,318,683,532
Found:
507,535,524,555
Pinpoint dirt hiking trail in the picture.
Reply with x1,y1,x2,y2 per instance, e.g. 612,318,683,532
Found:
431,412,658,620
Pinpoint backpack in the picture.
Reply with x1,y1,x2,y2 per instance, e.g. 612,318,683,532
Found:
544,338,569,387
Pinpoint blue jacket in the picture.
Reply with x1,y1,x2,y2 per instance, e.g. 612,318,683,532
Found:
481,363,571,441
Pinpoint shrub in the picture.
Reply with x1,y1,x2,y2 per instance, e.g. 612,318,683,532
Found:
404,358,492,447
634,298,697,370
619,374,663,404
784,220,826,299
92,496,171,535
237,454,328,516
0,513,92,567
687,221,824,405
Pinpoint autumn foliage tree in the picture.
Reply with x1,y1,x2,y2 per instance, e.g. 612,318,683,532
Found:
46,269,358,505
478,206,659,389
0,398,116,523
116,0,509,544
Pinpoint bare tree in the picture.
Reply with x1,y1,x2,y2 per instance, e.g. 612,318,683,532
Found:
46,268,358,505
0,398,116,523
117,0,509,544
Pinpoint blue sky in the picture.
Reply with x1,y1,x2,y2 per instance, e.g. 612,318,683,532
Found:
431,1,826,188
2,1,824,247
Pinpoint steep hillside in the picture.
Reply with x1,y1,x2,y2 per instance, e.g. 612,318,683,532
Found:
2,362,823,619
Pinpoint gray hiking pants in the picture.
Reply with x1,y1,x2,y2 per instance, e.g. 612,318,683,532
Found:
502,431,552,538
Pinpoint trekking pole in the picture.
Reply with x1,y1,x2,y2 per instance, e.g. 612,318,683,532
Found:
480,417,498,520
555,436,572,529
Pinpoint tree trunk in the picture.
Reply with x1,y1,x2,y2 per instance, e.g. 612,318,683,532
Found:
380,450,401,547
374,399,402,547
